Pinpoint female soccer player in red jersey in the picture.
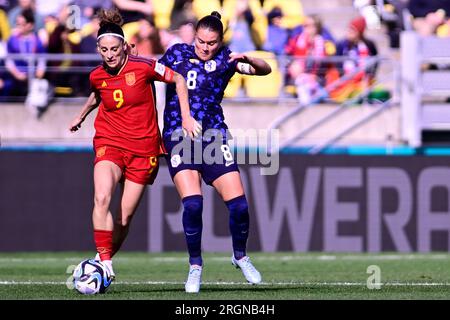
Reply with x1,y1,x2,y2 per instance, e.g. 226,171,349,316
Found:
69,9,201,279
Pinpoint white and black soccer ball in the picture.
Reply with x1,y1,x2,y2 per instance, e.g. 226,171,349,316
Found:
73,259,113,295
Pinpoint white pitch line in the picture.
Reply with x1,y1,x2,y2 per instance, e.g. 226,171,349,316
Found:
1,254,449,264
0,280,450,287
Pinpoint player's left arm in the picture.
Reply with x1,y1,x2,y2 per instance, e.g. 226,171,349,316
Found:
229,53,272,76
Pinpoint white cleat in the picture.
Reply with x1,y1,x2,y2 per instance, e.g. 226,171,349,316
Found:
102,259,116,281
185,264,202,293
231,255,262,284
94,253,100,261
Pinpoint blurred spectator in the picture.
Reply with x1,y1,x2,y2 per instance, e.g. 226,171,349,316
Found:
222,0,266,50
79,8,101,54
353,0,382,30
376,0,409,48
129,16,164,58
72,0,112,26
0,0,17,12
178,20,195,45
408,0,450,19
224,0,258,53
8,0,44,32
159,27,181,50
285,15,336,105
408,0,450,36
262,0,305,29
262,7,288,55
78,9,100,96
112,0,153,24
329,16,378,103
5,8,46,97
47,24,81,96
170,0,196,30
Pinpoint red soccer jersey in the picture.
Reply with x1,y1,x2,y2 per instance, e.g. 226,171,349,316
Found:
90,56,174,156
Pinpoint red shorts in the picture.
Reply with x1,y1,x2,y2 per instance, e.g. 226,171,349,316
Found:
94,145,160,185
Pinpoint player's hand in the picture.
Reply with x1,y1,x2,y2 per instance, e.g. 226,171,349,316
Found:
69,116,84,132
182,116,202,139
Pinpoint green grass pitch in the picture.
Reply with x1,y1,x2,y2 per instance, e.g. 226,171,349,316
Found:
0,252,450,300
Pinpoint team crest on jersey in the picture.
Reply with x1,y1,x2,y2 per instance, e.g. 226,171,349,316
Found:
204,60,216,72
125,72,136,86
96,146,106,158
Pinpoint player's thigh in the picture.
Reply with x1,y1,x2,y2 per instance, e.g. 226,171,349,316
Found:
212,171,245,202
93,160,123,200
173,169,203,198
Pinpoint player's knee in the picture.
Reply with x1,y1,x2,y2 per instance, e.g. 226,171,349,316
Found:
94,192,112,209
182,195,203,218
182,195,203,214
226,195,249,222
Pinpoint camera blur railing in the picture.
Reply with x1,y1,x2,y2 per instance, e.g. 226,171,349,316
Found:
0,53,393,102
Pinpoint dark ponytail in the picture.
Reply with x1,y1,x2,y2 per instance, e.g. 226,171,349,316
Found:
97,8,125,42
196,11,224,40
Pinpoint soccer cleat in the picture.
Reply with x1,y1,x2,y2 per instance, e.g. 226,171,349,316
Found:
231,255,262,284
185,264,202,293
94,253,100,261
102,259,116,281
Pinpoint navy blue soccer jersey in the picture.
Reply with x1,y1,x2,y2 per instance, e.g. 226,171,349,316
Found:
158,43,238,140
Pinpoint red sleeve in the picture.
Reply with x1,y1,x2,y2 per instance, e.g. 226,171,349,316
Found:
145,58,174,83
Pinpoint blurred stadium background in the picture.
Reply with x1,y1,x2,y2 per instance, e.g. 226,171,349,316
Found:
2,0,450,299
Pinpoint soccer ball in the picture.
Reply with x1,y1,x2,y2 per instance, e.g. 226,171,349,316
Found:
72,259,112,295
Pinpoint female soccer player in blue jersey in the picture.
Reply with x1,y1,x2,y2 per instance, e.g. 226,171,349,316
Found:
158,11,272,293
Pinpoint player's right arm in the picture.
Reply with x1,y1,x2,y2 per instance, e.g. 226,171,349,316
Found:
170,71,202,139
69,91,101,132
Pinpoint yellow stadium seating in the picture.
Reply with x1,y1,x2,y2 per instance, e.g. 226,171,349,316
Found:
243,50,282,98
224,50,282,98
192,0,222,20
153,0,175,30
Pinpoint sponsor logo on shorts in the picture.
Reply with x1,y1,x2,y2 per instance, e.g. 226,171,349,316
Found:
171,154,182,168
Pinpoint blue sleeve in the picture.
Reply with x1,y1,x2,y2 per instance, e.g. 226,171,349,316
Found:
224,47,238,77
158,44,177,67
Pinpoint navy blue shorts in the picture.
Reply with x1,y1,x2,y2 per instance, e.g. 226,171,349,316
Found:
163,136,239,185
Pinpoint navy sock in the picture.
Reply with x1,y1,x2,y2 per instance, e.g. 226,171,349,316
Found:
226,195,249,260
182,195,203,266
